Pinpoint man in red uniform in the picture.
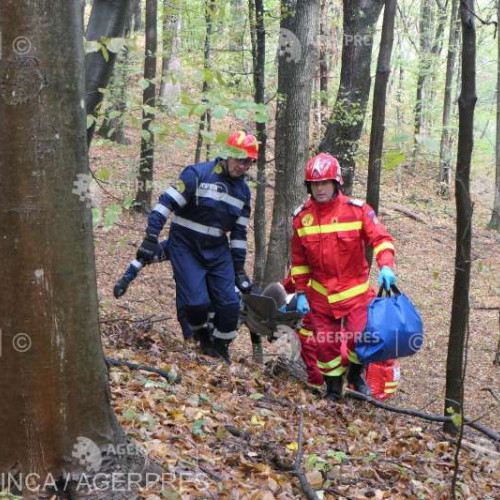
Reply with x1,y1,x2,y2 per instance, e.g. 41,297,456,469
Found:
290,153,396,402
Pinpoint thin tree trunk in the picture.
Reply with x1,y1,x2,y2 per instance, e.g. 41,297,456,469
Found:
133,0,143,31
249,0,267,288
194,0,215,164
264,0,320,284
366,0,396,264
0,1,154,495
159,0,182,105
318,0,329,114
85,0,131,146
319,0,384,195
412,0,433,166
444,0,476,435
439,0,460,197
488,0,500,230
135,0,158,213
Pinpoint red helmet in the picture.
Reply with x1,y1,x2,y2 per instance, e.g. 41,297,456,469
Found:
226,131,259,160
305,153,343,185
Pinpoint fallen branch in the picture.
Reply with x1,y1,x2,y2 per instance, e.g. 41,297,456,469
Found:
105,357,181,383
100,314,171,324
388,203,427,223
346,389,500,444
293,408,320,500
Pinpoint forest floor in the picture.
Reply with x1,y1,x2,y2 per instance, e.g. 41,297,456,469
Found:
89,127,500,499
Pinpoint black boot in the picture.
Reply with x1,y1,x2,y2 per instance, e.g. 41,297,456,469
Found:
212,337,231,364
196,327,215,355
324,376,343,402
347,363,372,396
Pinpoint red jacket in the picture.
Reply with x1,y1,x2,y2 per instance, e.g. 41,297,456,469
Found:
291,193,395,318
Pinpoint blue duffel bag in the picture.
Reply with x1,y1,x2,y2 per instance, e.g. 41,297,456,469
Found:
355,286,423,364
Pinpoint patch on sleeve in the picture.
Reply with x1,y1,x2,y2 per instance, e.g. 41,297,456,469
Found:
367,209,379,225
292,204,305,217
176,180,186,193
348,198,365,208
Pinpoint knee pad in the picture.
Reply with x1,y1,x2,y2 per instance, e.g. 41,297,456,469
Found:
214,302,240,333
184,303,210,329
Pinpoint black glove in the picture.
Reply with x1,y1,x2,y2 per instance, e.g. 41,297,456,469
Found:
113,276,130,299
136,234,159,264
235,269,252,294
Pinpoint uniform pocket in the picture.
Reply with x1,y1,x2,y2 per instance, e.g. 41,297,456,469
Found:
337,231,361,277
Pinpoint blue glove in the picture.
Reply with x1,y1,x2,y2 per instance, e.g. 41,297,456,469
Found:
378,266,396,290
296,294,310,315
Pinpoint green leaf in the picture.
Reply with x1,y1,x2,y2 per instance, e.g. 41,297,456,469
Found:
85,40,100,54
192,419,207,438
123,408,138,420
86,115,96,129
92,208,101,230
250,393,265,400
97,168,110,181
384,151,406,170
143,105,156,115
138,78,151,90
255,112,269,124
235,108,249,120
191,104,208,117
103,204,122,232
212,106,229,119
100,45,110,62
106,37,127,54
141,129,151,142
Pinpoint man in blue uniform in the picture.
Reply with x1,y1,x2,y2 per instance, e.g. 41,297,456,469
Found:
118,131,258,363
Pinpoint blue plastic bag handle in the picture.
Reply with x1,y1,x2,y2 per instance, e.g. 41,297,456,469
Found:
377,285,401,298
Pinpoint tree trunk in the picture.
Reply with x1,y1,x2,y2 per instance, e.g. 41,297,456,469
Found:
443,0,476,435
488,0,500,230
439,0,460,197
319,0,384,195
318,0,329,115
85,0,131,147
0,1,153,496
264,0,320,284
133,0,143,31
194,0,215,164
412,0,433,166
366,0,396,264
135,0,158,213
159,0,182,106
249,0,267,288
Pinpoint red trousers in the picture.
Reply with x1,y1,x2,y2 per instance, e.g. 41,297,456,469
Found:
310,303,369,377
295,314,324,386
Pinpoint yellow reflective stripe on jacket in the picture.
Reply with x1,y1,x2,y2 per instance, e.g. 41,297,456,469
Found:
291,265,310,276
310,279,370,304
347,350,360,364
297,221,362,237
374,241,395,256
298,328,314,337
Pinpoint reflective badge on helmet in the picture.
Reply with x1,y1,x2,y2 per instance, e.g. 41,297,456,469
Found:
302,214,314,227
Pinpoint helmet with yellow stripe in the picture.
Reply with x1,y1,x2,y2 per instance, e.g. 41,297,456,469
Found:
226,131,259,160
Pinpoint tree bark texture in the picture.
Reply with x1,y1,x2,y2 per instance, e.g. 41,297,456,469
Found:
264,0,320,285
444,0,476,435
0,0,143,494
194,0,215,164
133,0,143,31
488,0,500,230
85,0,131,146
439,0,460,196
249,0,268,287
366,0,396,216
135,0,158,213
319,0,384,195
159,0,182,106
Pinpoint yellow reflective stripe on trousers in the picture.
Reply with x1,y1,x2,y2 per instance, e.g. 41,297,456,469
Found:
298,328,314,337
317,356,345,376
347,350,360,364
291,265,310,276
385,381,399,388
310,279,370,304
297,221,362,237
384,388,398,394
374,241,395,256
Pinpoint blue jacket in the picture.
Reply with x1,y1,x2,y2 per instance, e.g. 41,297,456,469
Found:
146,159,251,271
